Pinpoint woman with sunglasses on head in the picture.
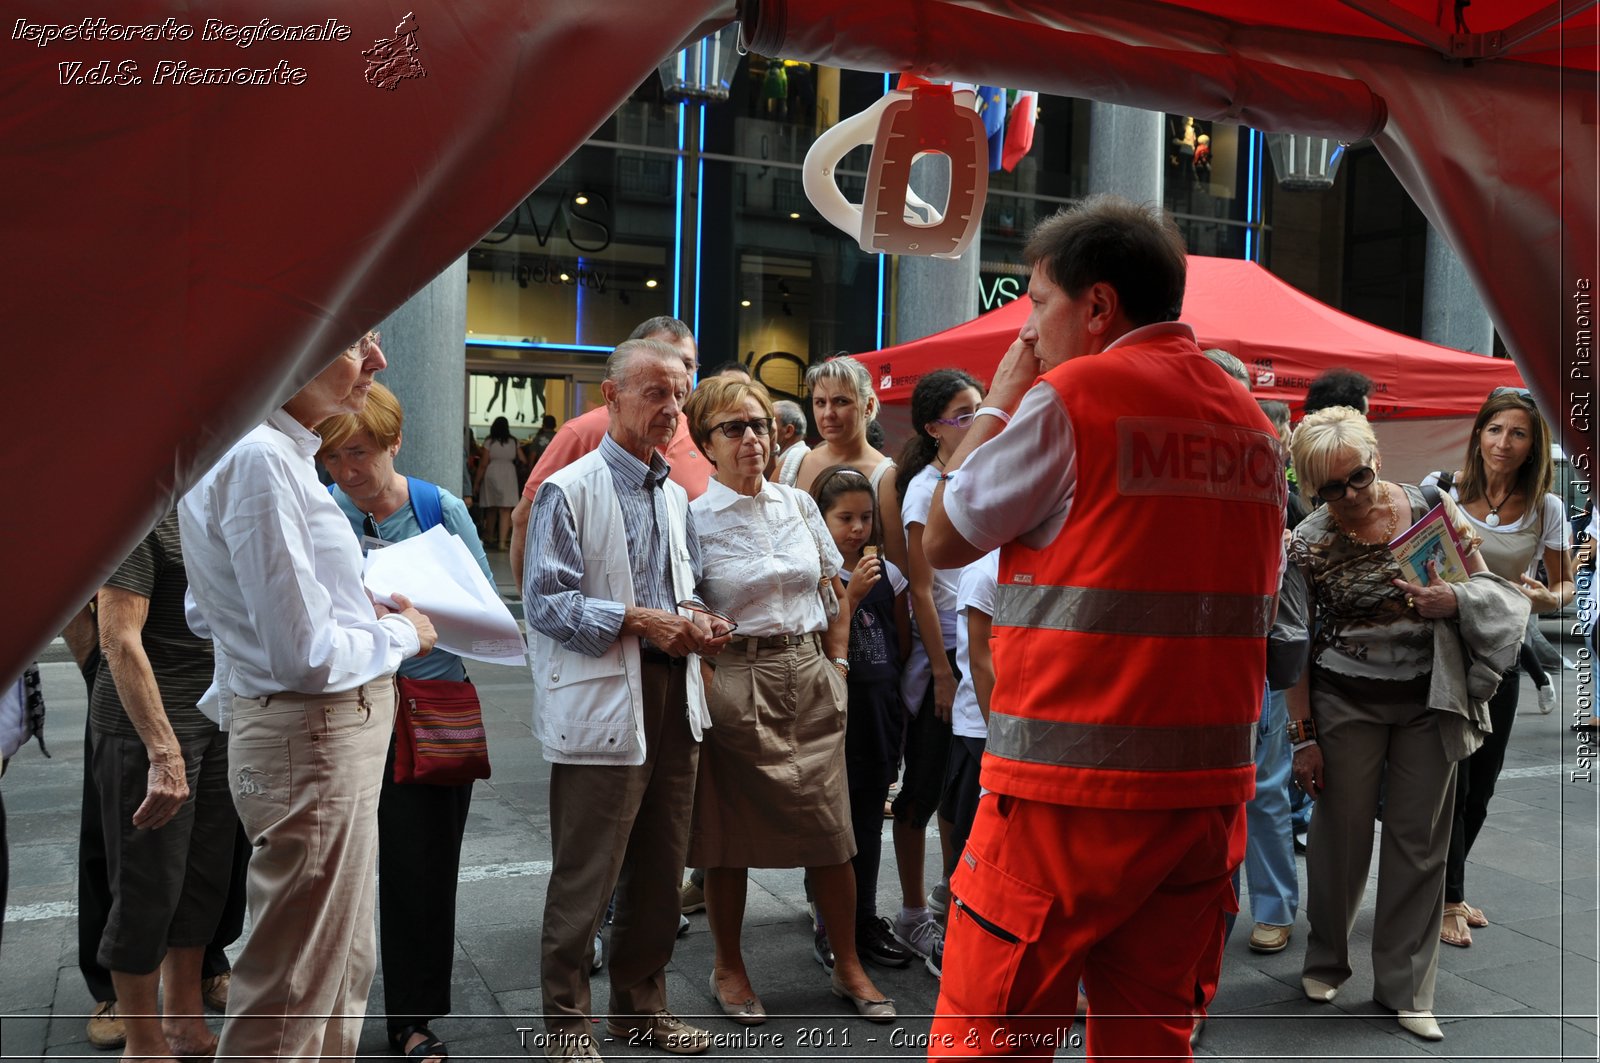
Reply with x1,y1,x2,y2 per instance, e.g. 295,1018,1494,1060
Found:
682,376,896,1026
1421,386,1575,948
1286,406,1528,1042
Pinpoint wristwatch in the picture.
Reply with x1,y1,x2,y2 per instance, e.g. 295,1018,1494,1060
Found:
1286,718,1318,744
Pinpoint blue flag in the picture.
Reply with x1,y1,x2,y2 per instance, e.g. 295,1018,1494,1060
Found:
976,86,1007,171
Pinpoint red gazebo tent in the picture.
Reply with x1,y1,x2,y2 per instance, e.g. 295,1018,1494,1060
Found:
856,256,1526,479
0,0,1592,677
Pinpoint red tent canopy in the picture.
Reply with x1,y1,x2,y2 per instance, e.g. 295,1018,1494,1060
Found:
0,0,1591,680
858,256,1525,420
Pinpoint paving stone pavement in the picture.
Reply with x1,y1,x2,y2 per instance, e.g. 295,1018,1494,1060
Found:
3,596,1595,1061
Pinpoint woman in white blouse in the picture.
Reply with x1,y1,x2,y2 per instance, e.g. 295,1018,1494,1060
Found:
683,376,895,1025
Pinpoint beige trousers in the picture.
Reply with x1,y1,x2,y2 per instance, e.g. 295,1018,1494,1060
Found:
541,657,698,1036
1302,684,1457,1012
217,680,394,1061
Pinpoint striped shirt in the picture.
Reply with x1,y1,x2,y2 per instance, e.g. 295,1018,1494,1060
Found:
525,433,704,656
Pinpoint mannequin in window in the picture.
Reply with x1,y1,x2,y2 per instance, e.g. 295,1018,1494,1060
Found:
1194,134,1212,186
1169,116,1197,187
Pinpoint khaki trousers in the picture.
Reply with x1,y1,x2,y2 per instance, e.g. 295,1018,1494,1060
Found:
541,657,698,1036
217,681,394,1062
1302,688,1457,1012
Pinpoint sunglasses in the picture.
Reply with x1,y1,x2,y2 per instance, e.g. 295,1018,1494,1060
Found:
1316,465,1376,502
1490,385,1535,406
708,418,772,440
362,513,386,543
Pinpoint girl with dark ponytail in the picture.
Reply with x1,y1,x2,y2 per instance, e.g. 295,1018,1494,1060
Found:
895,370,984,501
885,368,983,968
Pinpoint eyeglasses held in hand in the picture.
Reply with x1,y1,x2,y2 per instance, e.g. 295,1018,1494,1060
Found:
1316,465,1376,502
677,600,738,635
709,418,772,440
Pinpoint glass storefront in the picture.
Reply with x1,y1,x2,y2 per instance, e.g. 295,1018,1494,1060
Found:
461,59,1274,438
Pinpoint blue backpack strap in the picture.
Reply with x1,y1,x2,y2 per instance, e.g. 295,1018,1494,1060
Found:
407,477,444,531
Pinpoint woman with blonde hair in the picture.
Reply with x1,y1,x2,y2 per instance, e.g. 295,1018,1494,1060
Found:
319,383,490,1063
779,355,906,571
1286,406,1527,1042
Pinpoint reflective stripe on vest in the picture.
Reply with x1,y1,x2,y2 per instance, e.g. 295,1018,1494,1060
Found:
993,584,1274,639
987,712,1255,772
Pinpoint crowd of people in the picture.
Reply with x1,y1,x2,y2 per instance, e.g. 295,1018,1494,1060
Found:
5,194,1594,1063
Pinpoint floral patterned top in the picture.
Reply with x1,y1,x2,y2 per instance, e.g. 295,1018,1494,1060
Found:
1289,484,1479,687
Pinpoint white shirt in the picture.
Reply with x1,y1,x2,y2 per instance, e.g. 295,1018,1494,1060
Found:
691,478,842,637
953,552,999,739
943,322,1197,553
902,464,964,646
1419,473,1572,563
179,409,420,725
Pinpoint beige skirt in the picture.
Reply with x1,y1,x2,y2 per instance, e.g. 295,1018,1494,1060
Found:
688,633,855,869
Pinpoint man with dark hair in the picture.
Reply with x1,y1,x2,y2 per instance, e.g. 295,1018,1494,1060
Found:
922,195,1283,1059
507,318,712,586
1303,367,1372,417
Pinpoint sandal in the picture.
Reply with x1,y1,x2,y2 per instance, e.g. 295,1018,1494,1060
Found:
1462,902,1489,928
390,1025,448,1062
1441,903,1473,948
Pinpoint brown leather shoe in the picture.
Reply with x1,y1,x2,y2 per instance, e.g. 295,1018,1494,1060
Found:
1248,922,1291,953
606,1011,711,1055
86,1000,125,1050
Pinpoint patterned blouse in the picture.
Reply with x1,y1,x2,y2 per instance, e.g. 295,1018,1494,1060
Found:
1289,484,1478,686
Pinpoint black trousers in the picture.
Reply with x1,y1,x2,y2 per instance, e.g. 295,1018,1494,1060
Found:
846,784,890,924
78,646,249,1001
377,734,474,1035
1445,664,1521,903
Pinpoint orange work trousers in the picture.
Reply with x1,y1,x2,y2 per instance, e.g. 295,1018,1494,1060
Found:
930,793,1244,1063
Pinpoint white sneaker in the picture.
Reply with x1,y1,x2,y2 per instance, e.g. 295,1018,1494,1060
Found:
890,909,944,977
1538,684,1557,714
592,930,605,972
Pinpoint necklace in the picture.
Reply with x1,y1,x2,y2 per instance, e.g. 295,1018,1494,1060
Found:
1484,483,1515,527
1334,482,1399,547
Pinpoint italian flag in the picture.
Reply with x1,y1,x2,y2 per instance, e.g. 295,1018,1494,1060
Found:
1002,90,1038,172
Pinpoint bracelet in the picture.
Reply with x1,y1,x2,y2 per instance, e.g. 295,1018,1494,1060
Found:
831,657,850,675
1285,718,1318,744
1292,739,1319,753
975,405,1012,425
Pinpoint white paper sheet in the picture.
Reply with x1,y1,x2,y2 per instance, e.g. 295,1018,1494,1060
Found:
362,524,525,665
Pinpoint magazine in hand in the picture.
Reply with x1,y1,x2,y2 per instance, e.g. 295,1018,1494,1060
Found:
1388,502,1470,584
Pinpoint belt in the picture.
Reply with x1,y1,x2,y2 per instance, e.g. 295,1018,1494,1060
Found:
639,647,689,667
729,632,820,652
247,679,392,708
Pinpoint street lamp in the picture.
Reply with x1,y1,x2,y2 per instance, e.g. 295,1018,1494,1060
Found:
1265,133,1347,191
658,26,742,101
